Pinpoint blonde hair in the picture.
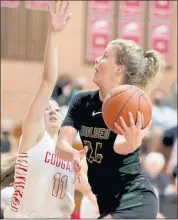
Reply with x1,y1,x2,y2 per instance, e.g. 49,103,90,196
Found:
109,39,165,91
1,155,17,189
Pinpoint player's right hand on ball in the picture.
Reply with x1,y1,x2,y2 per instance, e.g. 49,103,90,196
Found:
48,1,72,32
114,111,152,149
72,146,88,183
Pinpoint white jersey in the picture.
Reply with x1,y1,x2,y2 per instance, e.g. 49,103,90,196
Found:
4,132,75,218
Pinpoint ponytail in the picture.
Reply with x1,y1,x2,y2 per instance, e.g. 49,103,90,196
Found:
144,50,165,92
1,155,17,189
109,39,166,91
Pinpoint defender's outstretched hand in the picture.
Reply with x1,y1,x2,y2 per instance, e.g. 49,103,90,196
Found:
48,1,72,32
73,147,88,183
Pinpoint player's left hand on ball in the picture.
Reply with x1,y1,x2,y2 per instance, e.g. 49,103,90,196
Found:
48,1,72,32
114,111,152,148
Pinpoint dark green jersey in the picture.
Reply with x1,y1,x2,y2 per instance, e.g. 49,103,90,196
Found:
62,90,155,213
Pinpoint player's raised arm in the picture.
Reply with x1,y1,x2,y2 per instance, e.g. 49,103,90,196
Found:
20,1,71,152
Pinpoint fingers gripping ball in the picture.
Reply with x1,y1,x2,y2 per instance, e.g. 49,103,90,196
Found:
102,85,152,134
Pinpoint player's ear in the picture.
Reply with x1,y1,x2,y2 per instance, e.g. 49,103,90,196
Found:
115,65,124,77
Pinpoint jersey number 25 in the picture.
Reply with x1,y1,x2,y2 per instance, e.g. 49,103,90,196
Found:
84,140,103,164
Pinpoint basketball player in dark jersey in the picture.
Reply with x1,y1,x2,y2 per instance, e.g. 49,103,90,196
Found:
55,39,165,218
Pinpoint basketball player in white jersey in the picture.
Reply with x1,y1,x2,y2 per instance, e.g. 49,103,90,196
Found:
1,1,97,218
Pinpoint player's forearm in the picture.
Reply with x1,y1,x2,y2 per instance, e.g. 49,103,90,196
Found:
43,31,59,84
75,173,91,193
84,190,98,208
114,135,139,155
75,173,98,208
55,139,76,162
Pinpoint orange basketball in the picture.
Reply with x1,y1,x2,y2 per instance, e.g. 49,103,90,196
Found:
102,85,152,134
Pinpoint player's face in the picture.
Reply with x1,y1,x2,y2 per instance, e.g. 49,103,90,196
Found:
44,100,62,131
93,45,120,91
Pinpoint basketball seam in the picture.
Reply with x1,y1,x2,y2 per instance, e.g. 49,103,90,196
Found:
102,87,133,112
138,94,144,129
112,89,140,130
142,95,152,126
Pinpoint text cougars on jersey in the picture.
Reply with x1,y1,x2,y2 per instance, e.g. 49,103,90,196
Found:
80,126,110,139
45,151,73,173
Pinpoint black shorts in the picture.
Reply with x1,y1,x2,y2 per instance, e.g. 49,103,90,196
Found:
98,191,158,219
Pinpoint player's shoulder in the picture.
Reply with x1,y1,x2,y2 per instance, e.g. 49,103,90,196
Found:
71,90,99,102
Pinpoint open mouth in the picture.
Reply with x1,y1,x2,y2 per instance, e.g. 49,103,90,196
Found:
49,117,57,121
